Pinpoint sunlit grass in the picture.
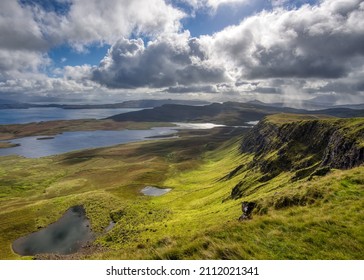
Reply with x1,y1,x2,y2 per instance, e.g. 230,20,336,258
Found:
0,118,363,260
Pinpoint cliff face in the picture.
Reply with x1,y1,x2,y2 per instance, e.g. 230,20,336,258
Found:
240,116,364,181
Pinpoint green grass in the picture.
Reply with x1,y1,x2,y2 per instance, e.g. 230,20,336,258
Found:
0,119,363,260
266,113,335,124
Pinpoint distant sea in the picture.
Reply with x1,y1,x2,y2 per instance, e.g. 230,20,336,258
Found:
0,107,143,124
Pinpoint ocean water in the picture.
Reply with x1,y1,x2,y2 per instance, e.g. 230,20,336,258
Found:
0,107,142,124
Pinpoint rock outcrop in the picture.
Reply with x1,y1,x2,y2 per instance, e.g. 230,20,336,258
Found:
240,117,364,180
238,201,256,221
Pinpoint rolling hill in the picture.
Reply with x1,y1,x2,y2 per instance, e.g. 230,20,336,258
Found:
0,114,363,260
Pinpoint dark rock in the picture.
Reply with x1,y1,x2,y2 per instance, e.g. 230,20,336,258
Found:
238,201,256,221
219,164,244,181
240,118,364,179
231,181,244,199
321,130,364,169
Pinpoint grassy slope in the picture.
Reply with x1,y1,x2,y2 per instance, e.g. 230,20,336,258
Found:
0,117,363,260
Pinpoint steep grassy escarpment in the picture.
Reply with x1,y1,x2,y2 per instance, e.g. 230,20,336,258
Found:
238,114,364,184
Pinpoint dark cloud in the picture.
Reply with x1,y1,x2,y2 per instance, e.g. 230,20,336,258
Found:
311,79,364,95
247,45,347,79
165,84,218,93
92,35,229,88
252,87,280,94
357,82,364,92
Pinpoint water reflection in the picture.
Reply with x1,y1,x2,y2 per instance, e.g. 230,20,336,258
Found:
141,186,172,196
0,127,177,158
12,206,94,256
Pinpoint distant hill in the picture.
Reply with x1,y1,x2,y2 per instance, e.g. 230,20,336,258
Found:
0,99,208,109
108,102,364,125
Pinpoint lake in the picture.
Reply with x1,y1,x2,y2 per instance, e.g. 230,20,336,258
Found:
0,107,143,124
12,206,94,256
0,127,178,158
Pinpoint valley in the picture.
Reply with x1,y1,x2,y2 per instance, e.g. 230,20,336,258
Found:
0,108,363,259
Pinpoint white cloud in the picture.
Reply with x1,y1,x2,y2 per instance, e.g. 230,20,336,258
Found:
0,0,186,73
207,0,364,80
0,0,187,97
206,0,250,9
0,49,50,81
0,1,50,81
92,0,364,100
0,0,47,51
92,32,231,88
0,0,363,105
44,0,185,49
179,0,250,10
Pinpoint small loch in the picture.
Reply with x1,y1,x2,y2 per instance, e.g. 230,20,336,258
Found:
141,186,172,196
12,205,94,256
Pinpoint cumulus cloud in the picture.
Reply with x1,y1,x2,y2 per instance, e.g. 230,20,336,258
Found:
0,0,47,51
208,0,364,80
0,50,50,81
46,0,185,50
92,33,230,88
0,0,185,64
0,0,363,105
0,0,187,96
91,0,364,102
0,1,50,81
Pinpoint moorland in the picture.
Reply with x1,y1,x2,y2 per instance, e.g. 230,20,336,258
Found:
0,102,363,260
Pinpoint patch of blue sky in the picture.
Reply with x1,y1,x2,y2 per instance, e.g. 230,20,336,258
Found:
19,0,71,15
178,0,320,37
48,44,110,69
180,0,270,37
285,0,320,9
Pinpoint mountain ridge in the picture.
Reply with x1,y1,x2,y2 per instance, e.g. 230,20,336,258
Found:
0,99,208,109
109,102,364,125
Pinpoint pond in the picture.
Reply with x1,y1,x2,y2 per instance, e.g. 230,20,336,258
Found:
12,206,94,256
141,186,172,196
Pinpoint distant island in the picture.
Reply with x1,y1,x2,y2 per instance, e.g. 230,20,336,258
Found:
0,99,209,110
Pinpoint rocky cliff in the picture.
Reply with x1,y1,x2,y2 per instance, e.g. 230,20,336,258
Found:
240,115,364,182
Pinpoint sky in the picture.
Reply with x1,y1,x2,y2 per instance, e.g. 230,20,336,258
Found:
0,0,364,106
